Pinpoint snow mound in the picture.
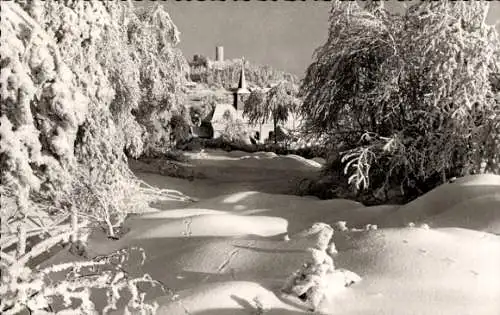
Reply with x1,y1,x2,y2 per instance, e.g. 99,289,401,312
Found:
378,174,500,231
186,149,323,171
324,227,500,314
424,194,500,234
280,154,323,168
449,173,500,186
311,157,326,165
254,151,279,158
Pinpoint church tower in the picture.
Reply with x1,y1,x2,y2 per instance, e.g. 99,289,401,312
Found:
233,57,250,111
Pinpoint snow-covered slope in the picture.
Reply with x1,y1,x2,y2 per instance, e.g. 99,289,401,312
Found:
376,174,500,234
50,151,500,314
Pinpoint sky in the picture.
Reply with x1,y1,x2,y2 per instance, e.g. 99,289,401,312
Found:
138,0,500,78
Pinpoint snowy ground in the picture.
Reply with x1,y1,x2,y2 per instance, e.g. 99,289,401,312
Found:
46,150,500,314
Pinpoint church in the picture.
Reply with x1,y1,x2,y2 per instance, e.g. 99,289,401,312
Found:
191,46,284,143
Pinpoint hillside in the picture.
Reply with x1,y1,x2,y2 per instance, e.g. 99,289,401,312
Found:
189,56,299,90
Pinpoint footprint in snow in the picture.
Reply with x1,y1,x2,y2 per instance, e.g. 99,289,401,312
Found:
418,248,428,255
441,257,456,264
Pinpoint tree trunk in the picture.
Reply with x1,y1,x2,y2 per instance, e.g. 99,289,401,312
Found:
105,215,117,239
273,116,278,144
17,224,26,258
70,207,79,244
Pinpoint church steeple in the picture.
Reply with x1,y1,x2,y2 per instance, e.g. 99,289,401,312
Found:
233,57,250,111
238,57,247,90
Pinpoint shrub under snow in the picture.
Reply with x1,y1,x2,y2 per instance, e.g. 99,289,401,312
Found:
282,223,361,312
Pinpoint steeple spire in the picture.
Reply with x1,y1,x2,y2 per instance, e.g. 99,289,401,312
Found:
238,57,247,90
234,57,250,111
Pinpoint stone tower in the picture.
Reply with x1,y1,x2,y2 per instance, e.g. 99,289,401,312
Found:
216,46,224,62
233,57,250,111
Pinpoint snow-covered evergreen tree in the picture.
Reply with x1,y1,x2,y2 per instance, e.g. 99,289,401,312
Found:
0,1,191,313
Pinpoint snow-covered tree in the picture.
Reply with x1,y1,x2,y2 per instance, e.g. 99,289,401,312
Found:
130,4,191,155
0,1,191,313
190,58,298,89
244,81,301,143
301,0,500,196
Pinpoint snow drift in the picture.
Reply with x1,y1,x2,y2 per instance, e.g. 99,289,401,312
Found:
80,154,500,315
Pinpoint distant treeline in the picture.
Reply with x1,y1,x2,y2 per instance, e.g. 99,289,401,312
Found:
189,55,298,89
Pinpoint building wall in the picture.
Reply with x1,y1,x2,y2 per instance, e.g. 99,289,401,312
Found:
233,93,249,111
209,102,301,143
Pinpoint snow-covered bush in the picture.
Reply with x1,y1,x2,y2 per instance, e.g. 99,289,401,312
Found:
1,244,164,314
301,1,500,197
282,223,360,312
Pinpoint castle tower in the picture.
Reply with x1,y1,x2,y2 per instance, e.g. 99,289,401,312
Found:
216,46,224,62
233,57,250,111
